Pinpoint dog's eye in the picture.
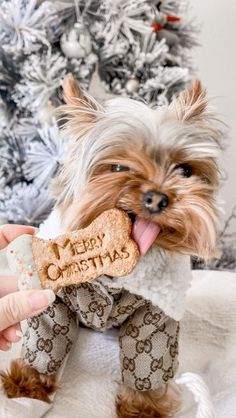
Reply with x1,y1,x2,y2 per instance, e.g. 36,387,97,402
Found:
175,163,193,178
111,164,130,173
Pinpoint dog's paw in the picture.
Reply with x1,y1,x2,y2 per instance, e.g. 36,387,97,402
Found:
116,395,161,418
116,384,181,418
0,359,57,403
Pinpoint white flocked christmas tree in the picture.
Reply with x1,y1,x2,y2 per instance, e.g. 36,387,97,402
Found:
0,0,197,226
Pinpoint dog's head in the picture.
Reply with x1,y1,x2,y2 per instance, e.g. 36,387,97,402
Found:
53,76,224,259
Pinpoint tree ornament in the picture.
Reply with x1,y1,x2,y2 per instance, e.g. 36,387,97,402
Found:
151,15,180,33
151,13,181,47
125,76,140,93
60,23,92,59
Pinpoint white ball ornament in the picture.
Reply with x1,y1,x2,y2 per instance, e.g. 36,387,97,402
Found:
60,23,92,59
125,76,140,93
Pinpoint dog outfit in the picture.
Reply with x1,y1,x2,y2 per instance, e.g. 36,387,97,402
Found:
19,210,191,391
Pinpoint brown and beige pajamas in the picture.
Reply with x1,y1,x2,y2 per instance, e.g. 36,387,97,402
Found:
22,281,179,391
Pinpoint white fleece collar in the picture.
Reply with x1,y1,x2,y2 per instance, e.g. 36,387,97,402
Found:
98,246,191,321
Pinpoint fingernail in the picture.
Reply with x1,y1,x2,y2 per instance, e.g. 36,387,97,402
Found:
28,289,55,312
16,330,23,339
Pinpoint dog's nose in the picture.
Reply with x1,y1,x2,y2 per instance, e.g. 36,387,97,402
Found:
143,191,169,214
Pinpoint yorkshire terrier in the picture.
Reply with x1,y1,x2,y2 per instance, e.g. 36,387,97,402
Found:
1,77,223,418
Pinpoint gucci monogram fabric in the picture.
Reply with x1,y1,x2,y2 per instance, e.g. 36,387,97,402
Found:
22,282,179,391
22,298,77,374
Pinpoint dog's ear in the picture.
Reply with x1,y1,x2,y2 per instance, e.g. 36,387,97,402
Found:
168,79,226,151
63,75,83,106
58,75,104,130
170,80,208,122
63,75,102,112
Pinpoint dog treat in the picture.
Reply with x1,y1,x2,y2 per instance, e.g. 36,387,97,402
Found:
6,209,139,292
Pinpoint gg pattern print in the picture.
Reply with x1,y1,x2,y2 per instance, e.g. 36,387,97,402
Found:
22,282,179,391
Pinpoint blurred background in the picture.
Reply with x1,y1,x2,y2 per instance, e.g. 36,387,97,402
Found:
190,0,236,229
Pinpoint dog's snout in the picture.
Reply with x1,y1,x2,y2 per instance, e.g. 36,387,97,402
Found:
143,191,169,214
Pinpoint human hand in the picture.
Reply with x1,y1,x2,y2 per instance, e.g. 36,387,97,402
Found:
0,224,55,351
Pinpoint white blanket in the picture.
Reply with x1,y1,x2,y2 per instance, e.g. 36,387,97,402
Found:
0,270,236,418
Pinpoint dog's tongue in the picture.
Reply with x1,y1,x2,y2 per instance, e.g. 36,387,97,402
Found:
132,217,161,256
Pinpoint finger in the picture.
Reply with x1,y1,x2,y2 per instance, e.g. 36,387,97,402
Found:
0,225,35,250
0,335,11,351
2,323,23,343
0,289,55,331
0,275,18,297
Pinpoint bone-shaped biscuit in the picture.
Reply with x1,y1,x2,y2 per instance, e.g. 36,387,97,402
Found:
6,209,139,293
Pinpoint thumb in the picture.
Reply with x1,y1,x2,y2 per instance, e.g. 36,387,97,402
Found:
0,289,55,332
0,224,36,250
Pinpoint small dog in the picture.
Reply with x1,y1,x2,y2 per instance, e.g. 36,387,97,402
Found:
1,77,223,418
